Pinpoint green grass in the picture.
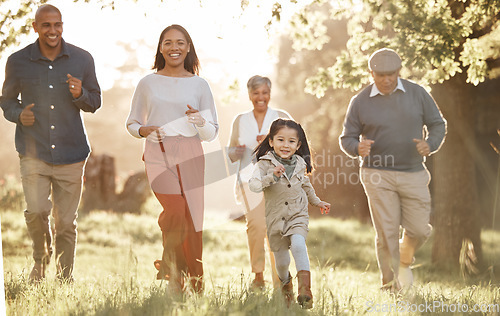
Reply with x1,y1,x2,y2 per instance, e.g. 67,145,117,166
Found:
2,198,500,315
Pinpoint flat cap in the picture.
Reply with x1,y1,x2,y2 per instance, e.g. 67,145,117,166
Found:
368,48,402,73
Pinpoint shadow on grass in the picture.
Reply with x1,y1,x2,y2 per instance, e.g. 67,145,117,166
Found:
307,218,378,273
307,217,500,286
90,283,313,316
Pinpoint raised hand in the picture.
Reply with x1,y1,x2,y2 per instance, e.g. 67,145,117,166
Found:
413,138,430,156
66,74,82,99
185,104,205,126
358,138,375,157
20,103,35,126
273,163,285,178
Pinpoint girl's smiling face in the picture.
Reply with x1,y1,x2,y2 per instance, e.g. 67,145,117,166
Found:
269,127,301,159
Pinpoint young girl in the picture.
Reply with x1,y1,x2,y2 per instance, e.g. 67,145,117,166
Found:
249,118,330,308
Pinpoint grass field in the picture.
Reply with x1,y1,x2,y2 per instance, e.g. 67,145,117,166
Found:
1,193,500,315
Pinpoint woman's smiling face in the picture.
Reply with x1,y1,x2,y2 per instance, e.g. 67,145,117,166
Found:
160,28,190,69
249,84,271,113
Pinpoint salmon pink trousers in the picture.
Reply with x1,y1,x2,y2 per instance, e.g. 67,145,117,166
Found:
144,136,205,292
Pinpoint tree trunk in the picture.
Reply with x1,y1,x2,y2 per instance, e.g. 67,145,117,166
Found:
113,171,150,214
430,74,483,271
81,154,151,214
81,154,116,213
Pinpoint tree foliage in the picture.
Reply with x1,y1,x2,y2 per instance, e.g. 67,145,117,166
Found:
0,0,47,53
285,0,500,97
0,0,160,56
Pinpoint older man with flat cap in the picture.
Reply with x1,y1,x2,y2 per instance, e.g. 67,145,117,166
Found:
339,48,446,292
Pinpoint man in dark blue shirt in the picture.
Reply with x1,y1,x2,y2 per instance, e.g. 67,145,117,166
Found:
0,4,101,282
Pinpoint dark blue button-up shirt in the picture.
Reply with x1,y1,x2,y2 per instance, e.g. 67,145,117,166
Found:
0,39,101,165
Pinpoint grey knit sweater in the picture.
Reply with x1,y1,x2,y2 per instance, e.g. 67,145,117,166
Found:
340,79,446,172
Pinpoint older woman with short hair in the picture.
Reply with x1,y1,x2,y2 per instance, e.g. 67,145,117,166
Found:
227,75,291,289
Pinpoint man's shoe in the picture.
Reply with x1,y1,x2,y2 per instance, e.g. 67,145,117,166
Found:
29,262,45,283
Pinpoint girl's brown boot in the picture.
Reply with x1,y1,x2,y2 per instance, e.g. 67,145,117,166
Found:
297,270,313,309
280,273,294,307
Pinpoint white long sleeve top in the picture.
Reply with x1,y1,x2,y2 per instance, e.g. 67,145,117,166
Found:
126,73,219,142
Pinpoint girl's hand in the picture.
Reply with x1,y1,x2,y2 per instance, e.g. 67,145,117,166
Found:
273,164,285,178
185,104,206,126
318,201,331,215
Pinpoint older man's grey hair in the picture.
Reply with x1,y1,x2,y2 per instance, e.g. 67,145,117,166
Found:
247,75,272,93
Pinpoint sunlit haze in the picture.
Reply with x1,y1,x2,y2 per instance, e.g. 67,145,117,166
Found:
0,0,313,224
0,0,287,89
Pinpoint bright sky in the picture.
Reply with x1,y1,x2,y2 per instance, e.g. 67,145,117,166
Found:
0,0,307,91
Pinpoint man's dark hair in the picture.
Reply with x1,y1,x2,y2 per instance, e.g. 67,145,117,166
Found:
35,4,62,22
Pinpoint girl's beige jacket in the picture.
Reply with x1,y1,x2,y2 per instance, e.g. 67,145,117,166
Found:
249,152,322,251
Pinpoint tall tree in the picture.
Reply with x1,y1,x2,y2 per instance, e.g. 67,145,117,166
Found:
287,0,500,269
